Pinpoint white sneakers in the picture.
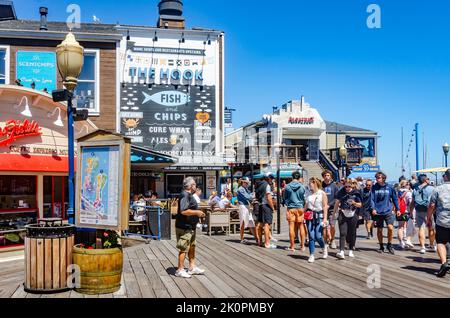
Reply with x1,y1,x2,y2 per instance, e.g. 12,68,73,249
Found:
405,240,415,249
336,251,345,260
330,242,337,249
188,267,206,276
175,270,192,279
348,250,355,258
323,247,328,259
420,247,427,254
308,255,315,263
175,267,206,278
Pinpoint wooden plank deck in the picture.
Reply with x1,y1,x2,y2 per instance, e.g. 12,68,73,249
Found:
1,215,450,298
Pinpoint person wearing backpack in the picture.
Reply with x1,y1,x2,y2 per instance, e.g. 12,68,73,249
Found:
255,174,277,249
410,174,436,254
397,180,414,249
284,170,307,252
427,169,450,277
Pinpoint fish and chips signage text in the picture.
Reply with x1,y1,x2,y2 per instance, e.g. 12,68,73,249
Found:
0,119,42,146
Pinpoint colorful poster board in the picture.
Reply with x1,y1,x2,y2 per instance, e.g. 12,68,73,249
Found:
16,51,57,92
78,146,120,227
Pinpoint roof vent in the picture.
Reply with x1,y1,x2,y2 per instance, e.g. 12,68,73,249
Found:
0,0,16,21
39,7,48,31
158,0,183,16
157,0,185,29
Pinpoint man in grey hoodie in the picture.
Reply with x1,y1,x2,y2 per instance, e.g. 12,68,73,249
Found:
284,171,307,251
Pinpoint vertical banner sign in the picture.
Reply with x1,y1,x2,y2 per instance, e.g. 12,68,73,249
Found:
16,51,57,91
224,109,233,129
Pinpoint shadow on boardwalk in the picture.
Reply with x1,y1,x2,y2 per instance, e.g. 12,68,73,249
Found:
2,229,450,298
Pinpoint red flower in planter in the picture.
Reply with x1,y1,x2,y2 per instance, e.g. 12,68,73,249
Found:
88,247,94,250
103,232,109,238
79,244,85,248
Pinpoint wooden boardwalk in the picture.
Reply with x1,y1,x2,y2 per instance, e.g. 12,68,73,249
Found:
2,220,450,298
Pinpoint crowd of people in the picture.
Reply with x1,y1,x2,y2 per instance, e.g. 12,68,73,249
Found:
172,169,450,279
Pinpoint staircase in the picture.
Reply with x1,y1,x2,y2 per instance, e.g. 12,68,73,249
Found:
301,161,325,181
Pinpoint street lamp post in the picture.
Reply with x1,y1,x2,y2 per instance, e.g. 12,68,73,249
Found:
443,143,449,168
54,32,84,225
339,145,348,179
274,143,282,235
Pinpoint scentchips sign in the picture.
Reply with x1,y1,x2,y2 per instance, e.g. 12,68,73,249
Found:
16,51,57,91
0,119,42,146
288,117,315,125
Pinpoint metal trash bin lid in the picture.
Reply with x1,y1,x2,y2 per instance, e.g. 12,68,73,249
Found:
26,218,76,239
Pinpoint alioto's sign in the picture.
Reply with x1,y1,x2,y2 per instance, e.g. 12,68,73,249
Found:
0,119,42,146
288,117,315,125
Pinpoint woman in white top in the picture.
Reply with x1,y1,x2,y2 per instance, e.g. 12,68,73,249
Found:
397,180,414,249
305,178,329,263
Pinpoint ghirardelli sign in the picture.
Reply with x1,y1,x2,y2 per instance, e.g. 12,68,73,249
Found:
288,117,315,125
0,119,42,146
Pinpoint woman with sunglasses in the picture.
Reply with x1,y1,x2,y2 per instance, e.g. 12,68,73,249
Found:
333,179,362,259
305,178,329,263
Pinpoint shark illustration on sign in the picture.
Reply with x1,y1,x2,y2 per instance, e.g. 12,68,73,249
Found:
142,91,190,107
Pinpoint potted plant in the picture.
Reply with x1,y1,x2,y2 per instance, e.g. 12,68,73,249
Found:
72,230,123,295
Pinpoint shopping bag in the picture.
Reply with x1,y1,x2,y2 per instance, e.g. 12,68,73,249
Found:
406,218,417,237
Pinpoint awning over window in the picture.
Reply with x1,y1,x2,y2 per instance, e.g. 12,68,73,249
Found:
131,145,177,170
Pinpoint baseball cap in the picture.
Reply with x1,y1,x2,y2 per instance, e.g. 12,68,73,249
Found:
241,177,251,183
265,172,275,179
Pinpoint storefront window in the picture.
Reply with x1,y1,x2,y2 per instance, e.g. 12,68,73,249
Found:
0,176,38,249
0,176,37,210
346,137,376,157
74,50,99,114
0,48,6,84
166,174,205,198
43,176,68,219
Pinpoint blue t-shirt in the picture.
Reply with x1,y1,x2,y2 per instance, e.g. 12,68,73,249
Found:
371,183,400,215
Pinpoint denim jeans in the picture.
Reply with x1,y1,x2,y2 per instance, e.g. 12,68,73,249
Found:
306,218,325,254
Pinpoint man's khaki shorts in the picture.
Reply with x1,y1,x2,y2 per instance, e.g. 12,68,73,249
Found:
286,208,304,223
176,228,197,253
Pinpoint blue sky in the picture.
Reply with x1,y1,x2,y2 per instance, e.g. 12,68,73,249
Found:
14,0,450,180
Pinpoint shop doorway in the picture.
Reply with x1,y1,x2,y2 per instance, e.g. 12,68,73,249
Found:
43,176,68,219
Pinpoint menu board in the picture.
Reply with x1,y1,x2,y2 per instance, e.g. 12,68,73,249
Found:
120,84,216,161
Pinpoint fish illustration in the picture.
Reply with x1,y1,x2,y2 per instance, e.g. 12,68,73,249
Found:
145,157,155,161
131,155,143,162
142,91,190,107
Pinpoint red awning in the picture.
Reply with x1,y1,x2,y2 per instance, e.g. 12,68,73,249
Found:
0,153,76,173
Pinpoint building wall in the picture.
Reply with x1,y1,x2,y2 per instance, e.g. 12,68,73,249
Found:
325,133,347,150
5,41,117,132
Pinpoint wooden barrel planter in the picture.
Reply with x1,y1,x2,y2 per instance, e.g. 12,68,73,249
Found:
24,219,76,294
72,246,123,295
